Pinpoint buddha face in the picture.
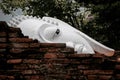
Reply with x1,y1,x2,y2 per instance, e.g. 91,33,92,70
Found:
38,24,62,42
7,15,114,56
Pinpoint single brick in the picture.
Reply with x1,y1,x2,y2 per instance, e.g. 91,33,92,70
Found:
59,47,74,53
0,32,6,37
30,75,41,80
99,75,112,80
28,64,40,69
44,53,57,59
9,32,19,38
39,48,48,52
0,49,6,52
68,54,93,58
78,65,90,69
40,43,66,48
47,74,65,79
24,75,45,80
25,53,44,59
80,58,103,64
56,53,66,58
65,75,71,79
51,58,69,64
23,59,41,64
84,70,113,75
10,48,25,53
116,74,120,79
115,64,120,70
87,75,98,80
9,27,21,32
0,44,8,48
11,43,29,48
99,70,114,75
47,48,63,53
0,38,6,42
30,43,40,48
22,70,37,75
7,59,22,64
9,38,33,43
0,75,15,80
117,57,120,62
14,64,28,70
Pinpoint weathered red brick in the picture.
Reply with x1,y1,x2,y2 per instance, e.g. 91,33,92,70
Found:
80,58,103,64
99,75,111,80
0,32,6,37
39,48,48,52
69,59,81,64
50,58,69,64
117,57,120,62
7,59,22,64
0,49,6,52
44,53,57,59
0,38,6,42
9,27,21,32
25,75,45,80
9,38,33,43
11,43,29,48
14,64,28,70
47,74,65,79
28,64,40,69
78,65,89,69
9,32,19,37
84,70,113,75
23,59,41,64
60,47,74,53
87,75,98,80
47,48,60,53
22,70,37,75
116,64,120,70
57,53,66,58
14,64,41,70
0,75,15,80
23,76,31,80
116,74,120,79
40,43,66,48
25,53,43,59
0,44,7,48
0,53,4,57
30,75,40,79
68,54,92,58
30,43,40,48
65,75,71,79
10,48,25,53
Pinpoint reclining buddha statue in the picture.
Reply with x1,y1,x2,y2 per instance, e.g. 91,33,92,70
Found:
7,15,115,56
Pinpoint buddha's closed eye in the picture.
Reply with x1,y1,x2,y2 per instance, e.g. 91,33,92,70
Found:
43,27,60,40
56,29,60,35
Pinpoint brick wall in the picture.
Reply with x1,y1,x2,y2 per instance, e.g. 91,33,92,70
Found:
0,21,120,80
